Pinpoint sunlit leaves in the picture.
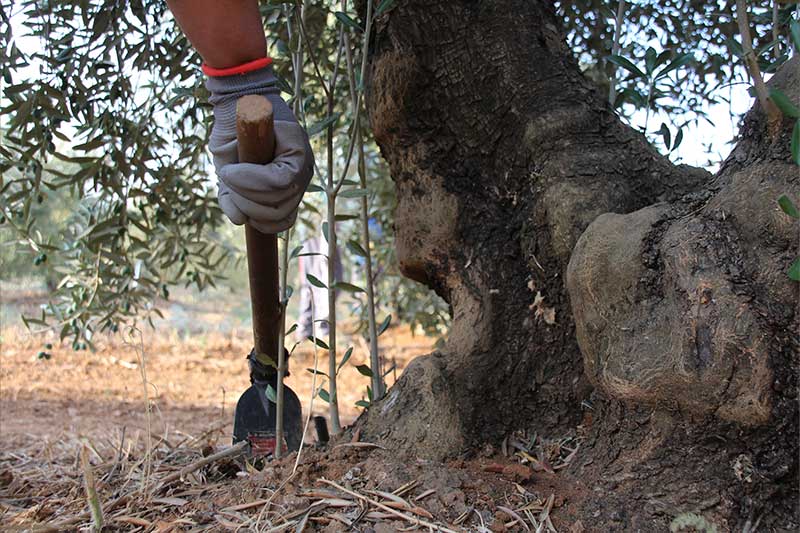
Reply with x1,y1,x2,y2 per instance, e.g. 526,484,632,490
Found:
1,0,229,346
307,113,341,137
334,11,362,33
607,54,644,78
306,273,327,288
375,0,397,16
337,346,353,373
377,314,391,336
0,0,451,352
778,195,800,219
334,281,364,293
769,89,800,119
355,364,373,377
788,258,800,282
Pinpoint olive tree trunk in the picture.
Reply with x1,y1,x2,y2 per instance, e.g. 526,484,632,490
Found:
358,0,798,529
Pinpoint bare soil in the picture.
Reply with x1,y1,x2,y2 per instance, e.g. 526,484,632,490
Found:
0,323,426,449
1,292,580,532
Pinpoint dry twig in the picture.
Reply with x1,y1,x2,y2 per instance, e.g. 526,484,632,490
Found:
320,479,459,533
79,445,103,532
154,441,248,490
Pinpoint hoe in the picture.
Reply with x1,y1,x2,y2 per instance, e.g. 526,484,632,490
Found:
231,94,304,458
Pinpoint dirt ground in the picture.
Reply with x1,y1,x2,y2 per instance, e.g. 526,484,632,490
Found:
0,321,427,451
0,289,580,532
0,286,431,448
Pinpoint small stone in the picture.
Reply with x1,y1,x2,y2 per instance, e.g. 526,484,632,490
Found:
570,520,586,533
321,521,347,533
343,466,362,482
480,443,495,457
489,518,507,532
510,463,536,481
441,489,468,517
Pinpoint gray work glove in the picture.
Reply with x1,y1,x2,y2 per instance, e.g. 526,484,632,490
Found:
206,63,313,234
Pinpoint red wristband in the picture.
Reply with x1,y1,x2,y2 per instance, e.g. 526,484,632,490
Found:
202,57,273,77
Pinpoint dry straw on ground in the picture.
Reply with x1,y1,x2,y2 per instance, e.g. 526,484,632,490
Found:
1,296,574,532
0,422,572,532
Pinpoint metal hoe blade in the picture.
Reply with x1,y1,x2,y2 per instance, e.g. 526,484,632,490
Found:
233,380,303,456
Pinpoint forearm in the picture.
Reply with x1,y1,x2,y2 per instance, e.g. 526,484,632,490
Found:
166,0,267,69
168,1,312,235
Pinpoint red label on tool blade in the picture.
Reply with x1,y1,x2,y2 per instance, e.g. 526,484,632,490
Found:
248,434,287,456
249,435,277,455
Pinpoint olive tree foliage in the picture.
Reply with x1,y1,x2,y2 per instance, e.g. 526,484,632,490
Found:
0,0,434,350
559,1,796,139
1,0,222,347
0,0,795,350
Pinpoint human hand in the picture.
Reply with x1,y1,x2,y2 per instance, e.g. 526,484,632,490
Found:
205,60,313,234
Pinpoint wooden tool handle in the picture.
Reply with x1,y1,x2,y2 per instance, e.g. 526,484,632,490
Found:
237,95,276,163
236,95,280,361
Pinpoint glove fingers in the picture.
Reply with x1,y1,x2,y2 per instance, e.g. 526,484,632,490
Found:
220,122,312,189
223,185,304,232
220,162,305,205
273,120,313,162
226,186,303,220
219,182,299,233
210,136,238,168
218,121,313,206
217,182,247,225
248,212,299,234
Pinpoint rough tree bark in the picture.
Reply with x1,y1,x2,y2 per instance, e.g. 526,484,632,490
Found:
357,0,798,529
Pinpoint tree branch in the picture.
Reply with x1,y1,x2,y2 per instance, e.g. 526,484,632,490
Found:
735,0,781,130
